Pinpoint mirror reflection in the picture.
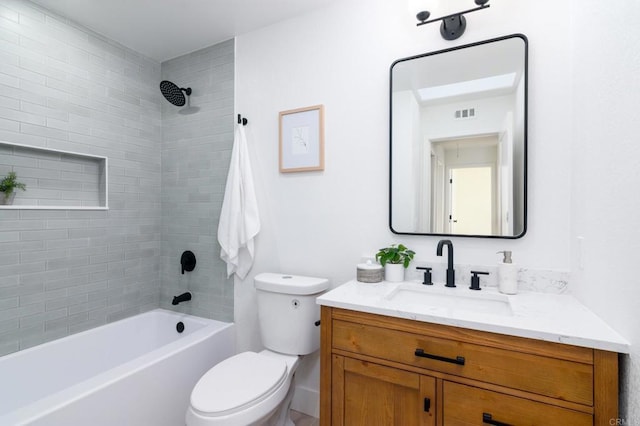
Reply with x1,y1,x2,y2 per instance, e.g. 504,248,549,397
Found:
390,34,527,238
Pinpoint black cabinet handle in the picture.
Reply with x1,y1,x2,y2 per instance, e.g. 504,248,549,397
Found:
423,397,431,412
414,348,465,365
482,413,511,426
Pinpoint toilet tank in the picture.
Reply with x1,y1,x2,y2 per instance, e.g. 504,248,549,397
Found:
254,273,329,355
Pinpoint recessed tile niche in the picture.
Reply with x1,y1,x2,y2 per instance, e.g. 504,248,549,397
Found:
0,141,108,210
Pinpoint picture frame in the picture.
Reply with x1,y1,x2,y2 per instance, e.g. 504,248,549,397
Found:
279,105,325,173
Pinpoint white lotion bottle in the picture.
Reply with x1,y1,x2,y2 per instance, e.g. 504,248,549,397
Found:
497,251,518,294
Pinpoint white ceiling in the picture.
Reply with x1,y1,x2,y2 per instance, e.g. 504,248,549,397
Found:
29,0,337,62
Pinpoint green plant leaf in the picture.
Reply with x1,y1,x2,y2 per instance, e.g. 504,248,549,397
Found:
376,244,416,268
0,171,26,193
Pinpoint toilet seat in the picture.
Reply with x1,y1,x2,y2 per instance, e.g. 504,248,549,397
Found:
190,351,287,417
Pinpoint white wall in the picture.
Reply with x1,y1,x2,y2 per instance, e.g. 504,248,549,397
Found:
569,0,640,421
235,0,582,416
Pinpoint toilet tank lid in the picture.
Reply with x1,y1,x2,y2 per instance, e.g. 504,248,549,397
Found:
254,273,329,295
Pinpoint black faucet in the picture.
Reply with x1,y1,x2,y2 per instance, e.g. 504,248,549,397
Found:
172,292,192,305
436,240,455,287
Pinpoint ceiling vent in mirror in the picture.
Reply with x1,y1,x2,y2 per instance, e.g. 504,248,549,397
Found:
455,108,476,120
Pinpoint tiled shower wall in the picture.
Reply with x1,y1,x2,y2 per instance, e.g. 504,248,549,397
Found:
0,0,164,356
0,2,235,356
160,40,235,321
0,144,106,207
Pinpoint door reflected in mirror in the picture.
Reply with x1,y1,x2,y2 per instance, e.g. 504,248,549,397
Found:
390,34,527,238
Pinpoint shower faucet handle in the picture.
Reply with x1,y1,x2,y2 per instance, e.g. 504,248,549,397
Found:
180,250,196,274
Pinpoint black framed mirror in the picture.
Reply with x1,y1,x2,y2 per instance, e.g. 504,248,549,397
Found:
390,34,527,238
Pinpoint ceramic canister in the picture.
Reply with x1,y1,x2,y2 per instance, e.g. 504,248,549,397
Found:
356,262,384,283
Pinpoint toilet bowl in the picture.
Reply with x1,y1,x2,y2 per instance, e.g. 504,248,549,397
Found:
186,273,329,426
185,350,299,426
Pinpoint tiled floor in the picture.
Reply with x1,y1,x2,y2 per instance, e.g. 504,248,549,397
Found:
290,410,319,426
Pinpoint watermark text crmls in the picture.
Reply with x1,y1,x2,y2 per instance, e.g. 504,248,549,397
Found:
610,418,633,426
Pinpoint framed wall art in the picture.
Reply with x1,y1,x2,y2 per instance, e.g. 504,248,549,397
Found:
279,105,324,173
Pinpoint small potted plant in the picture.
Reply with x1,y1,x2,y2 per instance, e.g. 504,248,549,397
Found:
376,243,415,282
0,171,27,205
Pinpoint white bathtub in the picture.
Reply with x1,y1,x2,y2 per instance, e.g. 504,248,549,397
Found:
0,308,235,426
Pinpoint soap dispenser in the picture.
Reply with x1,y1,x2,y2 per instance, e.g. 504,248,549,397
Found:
496,251,518,295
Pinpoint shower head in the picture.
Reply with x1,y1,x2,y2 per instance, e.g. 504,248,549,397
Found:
159,80,191,107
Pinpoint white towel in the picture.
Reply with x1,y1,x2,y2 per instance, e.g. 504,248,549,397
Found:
217,125,260,279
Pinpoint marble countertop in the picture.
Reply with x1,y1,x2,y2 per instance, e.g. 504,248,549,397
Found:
316,280,629,353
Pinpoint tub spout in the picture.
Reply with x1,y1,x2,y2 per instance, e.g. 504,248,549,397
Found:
172,292,192,305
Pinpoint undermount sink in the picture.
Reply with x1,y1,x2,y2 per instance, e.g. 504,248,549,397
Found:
383,284,513,316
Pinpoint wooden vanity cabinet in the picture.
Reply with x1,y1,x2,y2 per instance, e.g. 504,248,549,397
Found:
333,356,436,426
320,307,618,426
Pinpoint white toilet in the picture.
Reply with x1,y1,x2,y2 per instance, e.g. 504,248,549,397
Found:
186,273,329,426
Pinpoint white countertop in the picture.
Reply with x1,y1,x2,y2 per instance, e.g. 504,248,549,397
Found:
317,280,630,353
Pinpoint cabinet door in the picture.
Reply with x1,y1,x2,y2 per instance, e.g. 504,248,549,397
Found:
331,355,436,426
443,381,592,425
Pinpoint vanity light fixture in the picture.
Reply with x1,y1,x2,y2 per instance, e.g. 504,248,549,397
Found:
416,0,490,41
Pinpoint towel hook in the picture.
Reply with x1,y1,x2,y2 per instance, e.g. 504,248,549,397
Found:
237,114,248,126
